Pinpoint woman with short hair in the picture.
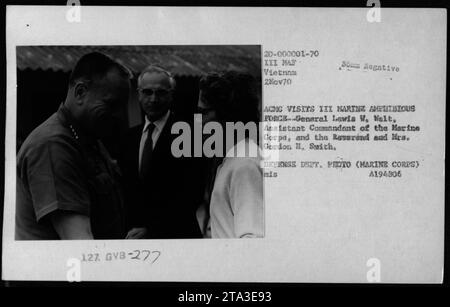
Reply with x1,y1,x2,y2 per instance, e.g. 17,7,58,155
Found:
198,71,264,239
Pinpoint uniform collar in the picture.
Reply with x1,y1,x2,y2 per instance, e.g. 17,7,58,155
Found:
57,103,97,146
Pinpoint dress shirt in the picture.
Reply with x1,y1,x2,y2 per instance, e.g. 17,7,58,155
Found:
138,110,170,171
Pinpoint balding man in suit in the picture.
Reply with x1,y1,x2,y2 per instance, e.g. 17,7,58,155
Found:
119,65,205,239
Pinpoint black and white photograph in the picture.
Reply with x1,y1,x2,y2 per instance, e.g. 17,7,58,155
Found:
1,5,446,286
15,45,263,240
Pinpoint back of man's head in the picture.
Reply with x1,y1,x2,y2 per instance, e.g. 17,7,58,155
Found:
69,52,131,87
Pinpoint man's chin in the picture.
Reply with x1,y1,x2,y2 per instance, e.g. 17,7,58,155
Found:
146,111,164,121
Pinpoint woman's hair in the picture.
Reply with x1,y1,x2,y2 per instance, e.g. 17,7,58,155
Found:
199,71,260,125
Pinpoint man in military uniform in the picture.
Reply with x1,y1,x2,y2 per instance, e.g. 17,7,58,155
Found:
16,52,131,240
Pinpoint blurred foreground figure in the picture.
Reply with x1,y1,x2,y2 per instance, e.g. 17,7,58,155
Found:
16,52,131,240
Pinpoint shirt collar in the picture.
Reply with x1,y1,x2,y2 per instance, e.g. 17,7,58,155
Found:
143,110,170,133
57,103,96,146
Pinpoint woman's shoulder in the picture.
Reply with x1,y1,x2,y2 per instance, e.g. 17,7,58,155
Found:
221,156,261,177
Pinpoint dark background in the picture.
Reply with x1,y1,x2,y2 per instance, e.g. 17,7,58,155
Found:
1,0,448,296
16,45,262,157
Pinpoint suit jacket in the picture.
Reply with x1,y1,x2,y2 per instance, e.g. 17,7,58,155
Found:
118,113,207,239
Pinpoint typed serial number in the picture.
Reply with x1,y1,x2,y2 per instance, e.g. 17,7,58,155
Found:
264,50,319,58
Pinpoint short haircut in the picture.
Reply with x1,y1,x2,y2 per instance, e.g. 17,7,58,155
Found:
68,52,132,87
137,65,176,89
200,71,260,124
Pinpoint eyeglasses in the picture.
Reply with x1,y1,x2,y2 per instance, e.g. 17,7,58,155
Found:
138,88,171,97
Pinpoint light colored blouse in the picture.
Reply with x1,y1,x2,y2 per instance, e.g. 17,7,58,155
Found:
210,138,264,238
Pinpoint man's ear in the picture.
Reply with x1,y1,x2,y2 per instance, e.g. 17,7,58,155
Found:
73,81,89,103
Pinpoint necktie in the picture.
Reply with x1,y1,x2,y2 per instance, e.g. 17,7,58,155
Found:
139,123,156,179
